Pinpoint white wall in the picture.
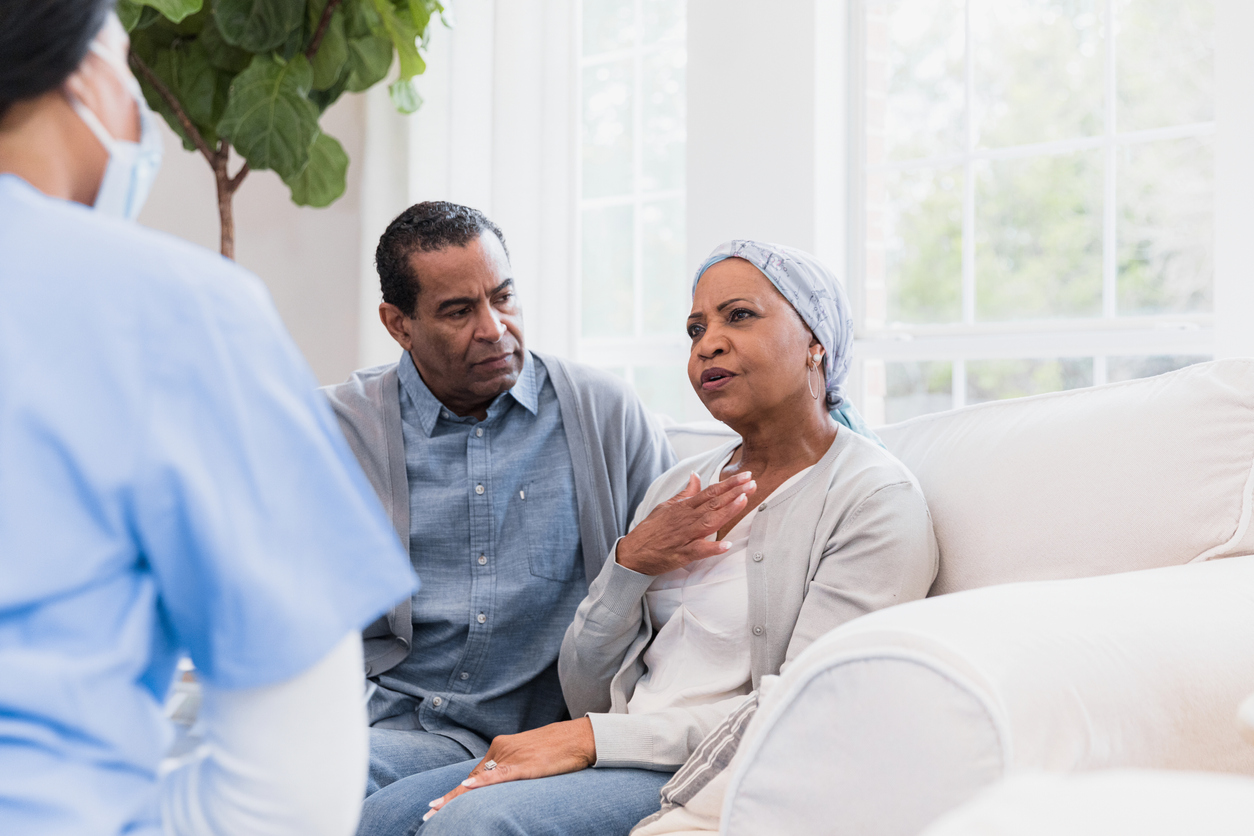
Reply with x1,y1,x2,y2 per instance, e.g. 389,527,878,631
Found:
686,0,848,275
1214,0,1254,359
138,94,372,385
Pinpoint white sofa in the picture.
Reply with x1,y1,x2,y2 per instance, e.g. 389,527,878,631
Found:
661,358,1254,836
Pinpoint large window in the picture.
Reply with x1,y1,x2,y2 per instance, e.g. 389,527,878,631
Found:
852,0,1216,424
578,0,704,420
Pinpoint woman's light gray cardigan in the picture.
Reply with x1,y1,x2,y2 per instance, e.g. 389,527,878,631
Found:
558,428,940,771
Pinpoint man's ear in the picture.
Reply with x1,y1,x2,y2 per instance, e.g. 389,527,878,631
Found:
379,303,414,352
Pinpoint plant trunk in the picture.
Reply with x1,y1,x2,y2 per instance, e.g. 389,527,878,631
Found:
216,169,235,260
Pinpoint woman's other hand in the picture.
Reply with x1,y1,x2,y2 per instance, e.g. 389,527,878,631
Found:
615,472,757,576
423,718,597,821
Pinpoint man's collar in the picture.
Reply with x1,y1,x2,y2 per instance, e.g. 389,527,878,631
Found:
397,349,538,436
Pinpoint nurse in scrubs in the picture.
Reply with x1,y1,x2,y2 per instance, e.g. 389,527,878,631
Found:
0,3,416,835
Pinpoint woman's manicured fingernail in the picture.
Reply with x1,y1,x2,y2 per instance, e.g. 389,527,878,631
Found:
719,540,731,550
461,778,476,787
423,810,435,822
428,799,440,808
746,481,756,490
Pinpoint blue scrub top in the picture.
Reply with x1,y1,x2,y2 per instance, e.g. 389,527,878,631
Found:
0,174,417,835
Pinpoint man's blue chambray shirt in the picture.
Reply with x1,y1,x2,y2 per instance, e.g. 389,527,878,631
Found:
368,350,586,754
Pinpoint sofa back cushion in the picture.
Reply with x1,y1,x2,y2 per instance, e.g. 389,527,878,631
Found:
878,359,1254,596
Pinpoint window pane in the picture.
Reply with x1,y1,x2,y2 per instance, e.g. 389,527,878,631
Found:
975,149,1103,320
582,61,634,199
1117,0,1215,132
967,358,1093,403
871,0,965,162
882,167,963,324
886,361,953,423
1107,355,1209,382
642,48,686,192
583,0,635,56
633,364,708,421
1117,136,1213,315
972,0,1104,148
641,198,687,335
642,0,685,45
582,205,634,337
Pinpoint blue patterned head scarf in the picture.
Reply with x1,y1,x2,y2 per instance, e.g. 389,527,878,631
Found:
692,240,882,445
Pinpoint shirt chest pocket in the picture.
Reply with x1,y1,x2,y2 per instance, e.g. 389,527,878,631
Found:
520,479,582,582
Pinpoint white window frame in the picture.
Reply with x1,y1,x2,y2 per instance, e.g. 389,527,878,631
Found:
847,0,1218,420
573,0,690,383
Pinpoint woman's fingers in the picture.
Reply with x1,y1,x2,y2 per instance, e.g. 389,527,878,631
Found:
423,720,597,820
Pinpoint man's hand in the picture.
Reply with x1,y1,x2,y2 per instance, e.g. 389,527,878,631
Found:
614,471,757,576
423,719,597,821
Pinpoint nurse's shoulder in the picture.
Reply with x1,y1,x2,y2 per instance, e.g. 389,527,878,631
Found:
1,172,277,334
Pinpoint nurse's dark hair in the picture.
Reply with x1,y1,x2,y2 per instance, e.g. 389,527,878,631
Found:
0,0,114,121
376,201,510,317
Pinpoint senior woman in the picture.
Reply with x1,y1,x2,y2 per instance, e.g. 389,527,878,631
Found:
356,240,939,836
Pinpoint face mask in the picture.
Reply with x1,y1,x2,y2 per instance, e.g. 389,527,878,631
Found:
69,40,164,221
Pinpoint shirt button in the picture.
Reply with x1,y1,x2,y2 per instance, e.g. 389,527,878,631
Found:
431,696,443,707
478,554,487,565
475,427,484,437
753,552,764,562
475,484,485,495
476,613,487,624
758,503,767,512
753,625,764,636
460,672,470,680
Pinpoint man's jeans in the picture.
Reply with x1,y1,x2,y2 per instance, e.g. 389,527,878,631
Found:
366,729,481,796
357,757,669,836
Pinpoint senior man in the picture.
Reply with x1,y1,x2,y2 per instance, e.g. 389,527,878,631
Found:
325,201,676,795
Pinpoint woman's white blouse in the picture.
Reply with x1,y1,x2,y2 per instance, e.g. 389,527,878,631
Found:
627,457,814,715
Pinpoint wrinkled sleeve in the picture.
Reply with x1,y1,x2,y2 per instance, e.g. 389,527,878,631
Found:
132,264,416,691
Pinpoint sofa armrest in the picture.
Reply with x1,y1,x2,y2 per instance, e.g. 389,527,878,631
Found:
720,556,1254,836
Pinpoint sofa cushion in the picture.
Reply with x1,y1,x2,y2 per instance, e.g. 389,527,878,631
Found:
878,359,1254,595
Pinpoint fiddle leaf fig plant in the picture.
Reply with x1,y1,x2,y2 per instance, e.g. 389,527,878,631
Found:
118,0,445,258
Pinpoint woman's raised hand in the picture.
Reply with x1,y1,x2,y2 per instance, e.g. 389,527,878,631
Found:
615,471,756,576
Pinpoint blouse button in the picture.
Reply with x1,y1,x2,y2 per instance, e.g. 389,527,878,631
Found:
753,552,764,562
475,484,485,495
753,625,764,636
476,613,487,624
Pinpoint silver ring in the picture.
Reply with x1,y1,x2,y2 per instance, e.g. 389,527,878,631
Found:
483,760,497,771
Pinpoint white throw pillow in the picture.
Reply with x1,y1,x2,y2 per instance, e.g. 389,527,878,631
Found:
878,359,1254,595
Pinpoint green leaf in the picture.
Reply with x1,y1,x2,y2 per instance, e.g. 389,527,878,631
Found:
407,0,433,35
218,54,320,179
282,131,349,207
199,18,251,73
344,33,392,92
117,0,143,30
170,40,220,129
369,0,424,81
388,78,422,113
342,0,379,38
309,10,349,89
308,71,350,112
213,0,304,53
135,0,203,23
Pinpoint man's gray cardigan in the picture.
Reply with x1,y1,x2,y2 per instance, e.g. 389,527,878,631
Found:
322,351,677,678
